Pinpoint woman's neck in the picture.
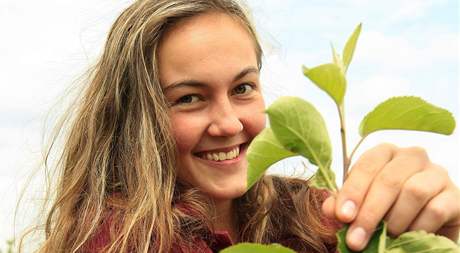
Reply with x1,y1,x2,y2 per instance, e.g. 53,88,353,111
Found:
213,199,239,243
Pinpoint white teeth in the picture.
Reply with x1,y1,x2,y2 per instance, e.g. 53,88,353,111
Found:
201,146,240,161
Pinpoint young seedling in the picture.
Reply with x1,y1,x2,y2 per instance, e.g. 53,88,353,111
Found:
222,24,459,253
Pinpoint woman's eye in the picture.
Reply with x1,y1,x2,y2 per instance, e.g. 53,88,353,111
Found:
175,94,200,105
233,83,254,95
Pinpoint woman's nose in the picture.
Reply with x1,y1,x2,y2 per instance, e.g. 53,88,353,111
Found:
207,101,243,137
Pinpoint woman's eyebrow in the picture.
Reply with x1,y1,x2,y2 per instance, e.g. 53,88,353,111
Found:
163,66,259,92
233,66,259,82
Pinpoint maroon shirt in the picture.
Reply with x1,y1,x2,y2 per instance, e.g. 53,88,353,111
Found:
83,207,235,252
84,191,339,252
84,223,235,253
84,220,338,253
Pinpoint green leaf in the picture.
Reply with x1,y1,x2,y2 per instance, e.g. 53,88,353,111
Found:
266,96,337,191
336,226,349,253
369,222,388,253
308,167,336,190
302,63,347,106
337,222,387,253
385,230,460,253
343,23,362,73
359,96,456,137
337,221,460,253
246,128,296,189
331,43,345,73
220,243,296,253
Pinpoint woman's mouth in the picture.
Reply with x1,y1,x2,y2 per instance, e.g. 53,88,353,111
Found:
201,145,240,161
194,142,249,163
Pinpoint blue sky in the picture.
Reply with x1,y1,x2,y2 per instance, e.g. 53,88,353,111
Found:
0,0,458,247
245,0,459,181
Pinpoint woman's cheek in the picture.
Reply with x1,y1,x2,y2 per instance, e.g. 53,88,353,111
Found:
170,113,199,153
241,100,266,137
251,112,266,136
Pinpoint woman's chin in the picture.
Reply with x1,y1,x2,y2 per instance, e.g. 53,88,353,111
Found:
205,184,248,201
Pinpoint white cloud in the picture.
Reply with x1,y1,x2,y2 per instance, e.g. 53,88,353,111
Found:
334,0,449,23
356,30,459,72
388,0,446,22
347,75,412,110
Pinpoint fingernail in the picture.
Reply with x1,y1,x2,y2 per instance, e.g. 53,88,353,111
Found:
341,200,356,219
348,226,367,250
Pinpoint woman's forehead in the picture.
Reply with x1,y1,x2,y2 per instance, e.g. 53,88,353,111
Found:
158,12,258,88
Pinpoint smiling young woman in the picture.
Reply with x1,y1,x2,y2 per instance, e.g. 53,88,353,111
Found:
19,0,460,253
18,1,337,252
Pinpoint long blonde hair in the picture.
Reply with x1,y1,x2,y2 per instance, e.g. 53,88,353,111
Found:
19,1,336,252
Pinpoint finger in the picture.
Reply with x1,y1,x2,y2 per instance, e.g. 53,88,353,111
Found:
409,186,460,238
385,165,448,236
322,196,336,219
335,143,395,222
346,147,428,251
436,219,460,242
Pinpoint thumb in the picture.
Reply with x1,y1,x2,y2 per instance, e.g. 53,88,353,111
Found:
322,195,337,219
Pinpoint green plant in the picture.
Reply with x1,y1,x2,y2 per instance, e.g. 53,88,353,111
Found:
0,239,15,253
222,24,459,253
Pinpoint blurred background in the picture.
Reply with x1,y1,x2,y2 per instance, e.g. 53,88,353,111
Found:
0,0,458,250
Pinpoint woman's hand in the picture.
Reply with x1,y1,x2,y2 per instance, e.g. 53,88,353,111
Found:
322,143,460,251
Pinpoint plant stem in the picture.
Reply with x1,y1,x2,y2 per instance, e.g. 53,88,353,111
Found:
337,103,349,183
347,136,367,172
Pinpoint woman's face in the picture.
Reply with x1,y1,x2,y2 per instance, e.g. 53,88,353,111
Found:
158,12,266,201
